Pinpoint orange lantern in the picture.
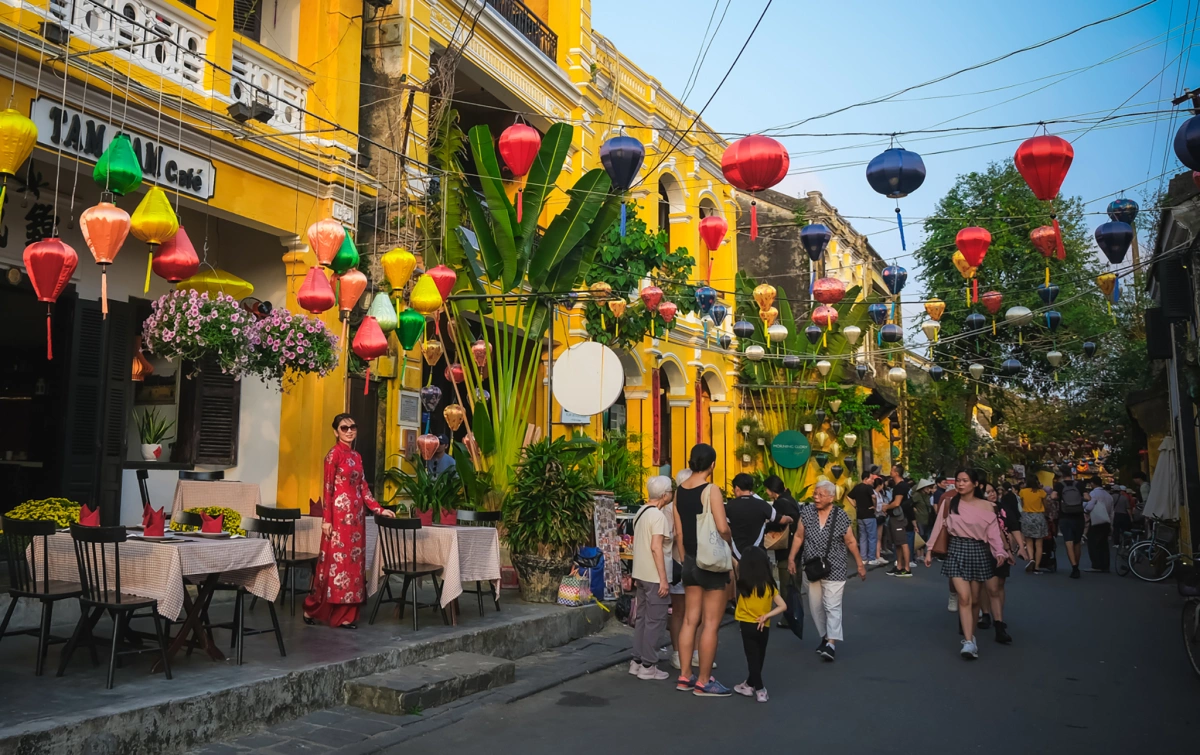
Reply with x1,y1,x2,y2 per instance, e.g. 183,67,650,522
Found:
336,269,368,320
79,200,130,316
307,218,345,267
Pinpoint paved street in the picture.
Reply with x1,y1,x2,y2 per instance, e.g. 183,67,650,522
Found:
395,557,1196,755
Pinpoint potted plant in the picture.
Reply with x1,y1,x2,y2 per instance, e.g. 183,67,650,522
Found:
384,456,464,525
135,407,175,461
502,438,595,603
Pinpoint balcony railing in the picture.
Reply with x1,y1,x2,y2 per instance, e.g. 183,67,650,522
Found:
230,44,307,133
484,0,557,61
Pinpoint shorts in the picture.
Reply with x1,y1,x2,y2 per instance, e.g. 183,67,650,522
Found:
993,561,1011,579
669,560,685,595
681,555,729,591
1059,514,1085,544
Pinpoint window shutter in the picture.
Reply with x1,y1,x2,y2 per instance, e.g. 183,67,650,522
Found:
60,298,103,505
97,302,133,523
194,359,241,466
232,0,261,41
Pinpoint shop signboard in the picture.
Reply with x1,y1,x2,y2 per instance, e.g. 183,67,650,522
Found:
771,430,811,469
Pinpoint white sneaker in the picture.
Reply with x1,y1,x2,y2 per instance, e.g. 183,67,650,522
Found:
629,660,640,676
755,688,769,703
636,664,670,681
948,594,958,612
733,682,754,697
671,651,681,670
870,558,887,566
687,651,713,669
960,639,978,659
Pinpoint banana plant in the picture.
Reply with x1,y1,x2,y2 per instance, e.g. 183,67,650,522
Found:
442,119,622,498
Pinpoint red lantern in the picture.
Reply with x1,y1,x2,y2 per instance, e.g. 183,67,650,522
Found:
23,238,78,360
699,215,727,252
812,304,838,329
1014,134,1073,260
955,227,991,268
416,433,441,461
1030,226,1057,258
498,123,541,223
352,316,389,394
812,277,846,305
297,266,336,314
721,135,789,239
152,225,200,285
444,362,465,384
981,291,1003,315
639,285,663,312
658,301,678,324
471,339,491,369
427,264,457,302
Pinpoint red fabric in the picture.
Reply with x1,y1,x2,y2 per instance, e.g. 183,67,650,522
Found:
200,513,224,533
699,215,727,252
79,504,100,527
981,291,1003,315
304,442,384,623
1014,134,1073,201
1030,226,1056,258
352,316,388,361
415,508,456,526
297,266,336,314
142,506,165,537
498,123,540,178
309,498,323,517
955,227,991,268
152,225,199,282
304,600,359,627
721,135,789,192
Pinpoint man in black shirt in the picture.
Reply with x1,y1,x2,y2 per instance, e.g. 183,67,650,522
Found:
849,467,881,567
885,465,914,577
724,473,789,560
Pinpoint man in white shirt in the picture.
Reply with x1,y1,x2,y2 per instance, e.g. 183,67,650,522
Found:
1084,479,1115,573
629,475,674,680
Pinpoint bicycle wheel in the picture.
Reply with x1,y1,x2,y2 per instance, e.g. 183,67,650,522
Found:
1116,548,1130,577
1183,600,1200,679
1129,541,1175,582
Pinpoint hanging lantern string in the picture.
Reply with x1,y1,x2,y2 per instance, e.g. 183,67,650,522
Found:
50,44,72,238
66,62,91,230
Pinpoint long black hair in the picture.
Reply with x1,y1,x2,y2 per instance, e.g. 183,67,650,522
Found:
950,468,984,515
736,546,776,599
763,475,790,498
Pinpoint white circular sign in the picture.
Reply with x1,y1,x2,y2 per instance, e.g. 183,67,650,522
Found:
552,342,625,416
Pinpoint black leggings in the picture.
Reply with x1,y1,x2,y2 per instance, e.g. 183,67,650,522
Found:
739,621,770,690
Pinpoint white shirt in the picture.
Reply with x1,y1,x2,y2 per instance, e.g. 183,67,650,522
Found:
1086,488,1114,526
632,504,671,584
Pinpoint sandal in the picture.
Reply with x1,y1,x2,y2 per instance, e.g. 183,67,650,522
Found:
338,622,357,630
302,615,316,626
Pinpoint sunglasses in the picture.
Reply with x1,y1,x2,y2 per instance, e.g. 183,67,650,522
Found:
338,424,357,431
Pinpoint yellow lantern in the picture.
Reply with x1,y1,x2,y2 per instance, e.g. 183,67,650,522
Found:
176,268,254,301
759,306,778,328
0,109,37,222
589,281,613,300
381,247,416,292
753,283,777,311
443,404,465,432
924,298,945,321
130,187,180,293
409,273,443,315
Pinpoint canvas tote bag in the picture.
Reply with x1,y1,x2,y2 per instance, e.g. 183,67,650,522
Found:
695,484,733,572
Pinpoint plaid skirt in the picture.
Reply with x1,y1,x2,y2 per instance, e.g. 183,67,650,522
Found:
941,536,994,582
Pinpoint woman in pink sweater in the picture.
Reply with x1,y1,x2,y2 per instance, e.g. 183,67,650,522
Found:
924,469,1011,660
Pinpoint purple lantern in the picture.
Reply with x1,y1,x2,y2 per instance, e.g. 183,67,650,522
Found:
599,134,645,236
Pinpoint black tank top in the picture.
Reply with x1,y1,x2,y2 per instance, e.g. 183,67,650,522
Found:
676,483,708,557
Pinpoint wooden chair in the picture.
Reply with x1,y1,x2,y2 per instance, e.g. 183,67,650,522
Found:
253,505,319,616
136,470,151,512
172,510,202,529
179,471,224,481
0,517,83,675
205,518,286,665
455,510,502,616
367,516,448,630
57,525,171,689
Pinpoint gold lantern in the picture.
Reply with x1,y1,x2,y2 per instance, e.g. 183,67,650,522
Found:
0,109,37,224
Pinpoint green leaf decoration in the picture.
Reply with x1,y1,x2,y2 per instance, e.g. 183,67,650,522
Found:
467,125,519,290
526,168,611,289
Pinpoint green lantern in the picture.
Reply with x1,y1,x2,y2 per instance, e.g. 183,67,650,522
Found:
395,307,425,351
367,291,398,332
93,134,143,195
330,228,360,274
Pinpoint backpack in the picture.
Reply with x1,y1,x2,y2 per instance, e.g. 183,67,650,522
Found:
1060,483,1085,515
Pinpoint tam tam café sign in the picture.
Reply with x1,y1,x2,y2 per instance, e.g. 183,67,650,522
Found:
30,98,216,199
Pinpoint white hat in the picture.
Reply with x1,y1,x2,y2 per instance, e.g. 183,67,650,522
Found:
916,478,935,490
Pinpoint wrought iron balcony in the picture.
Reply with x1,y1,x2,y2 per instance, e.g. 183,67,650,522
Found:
484,0,557,61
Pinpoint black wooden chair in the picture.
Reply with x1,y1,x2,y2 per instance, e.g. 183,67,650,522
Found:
57,525,171,689
367,516,447,630
136,470,151,512
173,510,202,530
204,518,286,665
179,471,224,481
0,517,82,675
253,505,318,616
455,510,502,616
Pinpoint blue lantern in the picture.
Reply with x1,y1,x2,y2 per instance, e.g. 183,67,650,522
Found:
867,303,889,326
866,147,926,251
718,333,732,349
929,364,944,380
732,320,755,340
1000,358,1022,377
1174,115,1200,172
1044,310,1062,332
800,223,832,262
1036,283,1059,305
599,134,645,236
1094,221,1133,265
805,325,822,345
783,355,802,371
1107,198,1139,225
882,265,907,296
710,303,728,328
855,363,869,380
880,324,903,343
695,286,717,315
965,313,987,333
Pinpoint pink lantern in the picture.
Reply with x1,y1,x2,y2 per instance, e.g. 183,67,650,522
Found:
812,277,846,305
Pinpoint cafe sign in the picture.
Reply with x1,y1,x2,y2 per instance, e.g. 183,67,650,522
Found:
770,430,812,470
30,98,216,199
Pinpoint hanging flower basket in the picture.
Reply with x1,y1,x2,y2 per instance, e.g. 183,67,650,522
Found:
247,308,339,387
143,290,254,377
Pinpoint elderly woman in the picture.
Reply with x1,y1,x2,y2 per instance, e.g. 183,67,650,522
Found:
629,475,675,681
787,480,866,662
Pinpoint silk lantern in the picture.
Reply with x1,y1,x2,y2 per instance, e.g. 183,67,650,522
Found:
1108,198,1139,225
1006,306,1033,343
1095,221,1133,265
428,264,457,303
981,291,1003,315
498,123,541,222
865,146,926,250
805,324,822,345
367,291,398,332
744,344,765,361
297,266,336,314
855,363,868,380
695,285,718,315
800,223,832,262
1037,283,1060,305
965,313,987,333
783,354,802,371
396,307,426,350
699,215,727,254
732,320,755,340
381,247,416,292
599,134,645,235
813,277,846,305
658,300,678,328
130,187,179,293
1047,350,1063,368
416,433,441,461
352,316,389,393
1096,273,1118,320
1014,134,1073,260
955,227,989,306
24,238,78,360
337,269,368,320
639,284,663,312
1174,115,1200,171
721,134,789,239
309,219,345,268
929,364,944,380
92,132,142,196
718,333,732,349
924,298,945,321
767,323,788,343
880,324,903,343
843,325,862,345
330,230,359,275
816,359,832,377
80,200,130,316
709,303,728,328
409,274,443,315
867,303,888,326
760,306,779,328
753,283,777,311
445,363,465,384
882,265,907,299
607,298,627,318
421,338,444,365
969,363,985,380
0,109,36,221
921,320,941,342
131,335,153,381
443,403,466,432
152,224,199,287
1044,310,1062,332
888,366,907,384
813,305,837,347
420,385,442,412
177,268,254,301
471,339,491,369
1083,341,1097,358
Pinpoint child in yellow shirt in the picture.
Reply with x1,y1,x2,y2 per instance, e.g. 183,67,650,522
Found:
733,547,787,702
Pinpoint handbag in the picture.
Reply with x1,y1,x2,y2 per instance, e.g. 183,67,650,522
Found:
694,484,733,572
803,508,842,582
930,497,953,557
782,583,804,639
557,566,593,607
762,528,789,551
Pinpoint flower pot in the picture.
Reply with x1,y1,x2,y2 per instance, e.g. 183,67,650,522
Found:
141,443,163,461
511,552,573,603
414,508,457,527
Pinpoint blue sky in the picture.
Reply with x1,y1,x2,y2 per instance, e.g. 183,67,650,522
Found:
591,0,1190,299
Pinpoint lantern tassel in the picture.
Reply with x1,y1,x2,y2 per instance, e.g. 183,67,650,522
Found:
0,182,6,226
101,267,109,318
750,201,758,240
972,278,979,304
1052,215,1065,261
144,251,153,293
45,305,53,360
966,285,970,308
516,188,523,223
992,319,996,336
620,203,627,237
1045,266,1050,287
364,365,370,395
895,206,906,251
707,259,713,283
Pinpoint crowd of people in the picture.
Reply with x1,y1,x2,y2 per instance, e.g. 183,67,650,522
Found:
627,443,1151,698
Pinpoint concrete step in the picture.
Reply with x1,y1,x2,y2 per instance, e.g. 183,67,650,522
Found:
344,652,516,716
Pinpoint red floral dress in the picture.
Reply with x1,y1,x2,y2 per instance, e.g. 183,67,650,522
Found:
303,442,384,626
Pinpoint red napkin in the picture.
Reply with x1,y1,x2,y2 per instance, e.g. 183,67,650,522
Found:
309,498,323,517
200,513,224,533
142,506,165,537
79,504,100,527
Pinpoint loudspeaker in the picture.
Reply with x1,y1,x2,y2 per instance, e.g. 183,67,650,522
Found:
1146,306,1172,360
1159,257,1193,322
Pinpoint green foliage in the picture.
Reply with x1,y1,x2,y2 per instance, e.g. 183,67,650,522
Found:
502,438,596,558
825,387,883,440
583,205,700,347
905,378,976,477
572,431,645,507
135,406,175,445
452,441,496,510
384,457,464,523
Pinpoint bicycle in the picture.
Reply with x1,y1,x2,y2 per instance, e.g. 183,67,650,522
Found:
1180,571,1200,679
1115,526,1145,577
1128,520,1183,582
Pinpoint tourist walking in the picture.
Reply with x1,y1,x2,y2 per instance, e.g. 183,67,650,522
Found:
629,475,674,681
1112,485,1134,540
849,468,883,567
1018,477,1048,574
885,465,914,577
726,473,789,560
303,414,396,629
762,475,801,592
732,547,786,702
981,481,1023,644
924,469,1011,659
787,480,866,661
672,444,734,697
666,469,701,671
1084,479,1115,573
873,476,890,562
1058,470,1087,579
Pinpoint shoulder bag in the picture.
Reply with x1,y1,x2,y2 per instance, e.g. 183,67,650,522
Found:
694,484,733,572
802,508,842,582
930,496,955,557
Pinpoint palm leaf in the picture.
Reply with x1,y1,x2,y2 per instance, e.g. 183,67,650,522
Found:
460,186,504,281
467,125,518,290
526,169,611,289
518,123,573,250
